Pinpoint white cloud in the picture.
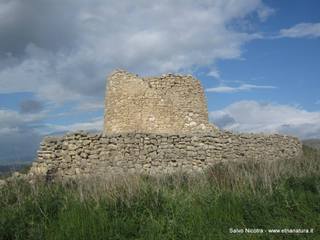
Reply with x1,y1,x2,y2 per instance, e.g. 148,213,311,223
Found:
206,83,276,93
278,22,320,38
0,108,102,162
47,117,103,133
74,101,104,112
210,101,320,139
257,4,275,22
0,109,46,132
0,109,44,163
207,68,221,79
0,0,268,104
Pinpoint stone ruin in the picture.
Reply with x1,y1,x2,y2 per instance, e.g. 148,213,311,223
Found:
104,70,217,134
29,70,302,180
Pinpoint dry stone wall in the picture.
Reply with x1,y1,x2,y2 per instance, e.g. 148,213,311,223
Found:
29,131,302,180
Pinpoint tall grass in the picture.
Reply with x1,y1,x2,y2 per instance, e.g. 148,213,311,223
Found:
1,146,320,240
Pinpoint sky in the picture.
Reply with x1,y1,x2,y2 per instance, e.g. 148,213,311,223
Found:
0,0,319,164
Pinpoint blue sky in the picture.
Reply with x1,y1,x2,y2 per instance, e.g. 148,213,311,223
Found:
0,0,319,164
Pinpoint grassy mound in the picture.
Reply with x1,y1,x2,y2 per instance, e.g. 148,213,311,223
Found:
1,146,320,240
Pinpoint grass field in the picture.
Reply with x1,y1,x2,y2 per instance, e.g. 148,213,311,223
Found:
1,146,320,240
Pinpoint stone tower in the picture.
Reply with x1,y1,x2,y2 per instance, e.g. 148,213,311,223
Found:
104,70,217,134
28,69,302,180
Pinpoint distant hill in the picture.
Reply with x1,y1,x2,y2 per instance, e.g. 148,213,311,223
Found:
303,139,320,150
0,163,31,178
0,157,34,166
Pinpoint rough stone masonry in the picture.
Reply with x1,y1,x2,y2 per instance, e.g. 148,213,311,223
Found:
104,70,218,134
29,70,302,180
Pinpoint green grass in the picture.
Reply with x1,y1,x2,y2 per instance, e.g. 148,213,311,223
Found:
1,146,320,240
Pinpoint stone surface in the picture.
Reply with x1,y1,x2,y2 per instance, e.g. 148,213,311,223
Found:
28,70,303,181
29,131,302,181
0,179,6,188
104,70,217,134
